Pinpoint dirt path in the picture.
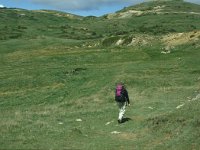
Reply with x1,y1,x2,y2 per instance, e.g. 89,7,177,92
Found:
176,93,200,109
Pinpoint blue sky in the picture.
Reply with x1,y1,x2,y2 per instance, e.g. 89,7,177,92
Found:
0,0,199,16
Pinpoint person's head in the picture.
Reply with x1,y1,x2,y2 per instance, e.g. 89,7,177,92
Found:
116,81,125,88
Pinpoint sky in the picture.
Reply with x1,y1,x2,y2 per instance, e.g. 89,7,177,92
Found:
0,0,200,16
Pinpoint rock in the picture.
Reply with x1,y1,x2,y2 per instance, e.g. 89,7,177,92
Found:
161,50,171,54
148,106,154,109
105,122,111,125
176,103,185,109
105,121,114,125
76,119,82,122
111,131,121,134
116,39,124,46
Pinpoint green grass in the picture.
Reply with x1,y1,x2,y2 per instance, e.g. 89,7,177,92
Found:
0,1,200,149
0,36,200,149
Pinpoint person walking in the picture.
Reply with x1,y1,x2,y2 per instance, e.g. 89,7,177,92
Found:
115,83,130,123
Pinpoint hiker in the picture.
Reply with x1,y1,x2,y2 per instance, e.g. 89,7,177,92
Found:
115,83,130,123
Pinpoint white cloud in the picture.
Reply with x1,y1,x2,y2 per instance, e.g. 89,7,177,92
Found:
27,0,146,11
0,4,5,8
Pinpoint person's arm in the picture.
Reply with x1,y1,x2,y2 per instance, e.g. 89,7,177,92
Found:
124,89,130,104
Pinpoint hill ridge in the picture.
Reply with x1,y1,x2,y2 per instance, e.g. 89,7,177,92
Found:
0,0,200,40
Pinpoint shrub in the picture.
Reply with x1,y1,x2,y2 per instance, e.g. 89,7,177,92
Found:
102,36,120,46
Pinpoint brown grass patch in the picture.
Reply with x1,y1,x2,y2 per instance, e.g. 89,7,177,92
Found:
117,132,137,140
162,30,200,47
0,82,64,96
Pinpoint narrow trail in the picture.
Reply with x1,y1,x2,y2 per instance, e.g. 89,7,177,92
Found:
176,93,200,109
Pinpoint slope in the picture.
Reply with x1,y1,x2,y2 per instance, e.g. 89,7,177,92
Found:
0,8,100,40
99,0,200,36
1,0,200,41
0,0,200,149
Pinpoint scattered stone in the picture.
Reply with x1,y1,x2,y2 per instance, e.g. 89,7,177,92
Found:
116,39,124,46
148,106,154,109
176,103,185,109
191,94,200,101
187,97,192,101
105,121,114,125
76,119,82,122
105,122,111,125
161,50,171,54
58,122,63,125
111,131,121,134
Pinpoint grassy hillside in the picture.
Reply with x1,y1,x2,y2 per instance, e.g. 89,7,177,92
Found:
102,0,200,35
1,0,200,40
0,8,100,40
0,0,200,149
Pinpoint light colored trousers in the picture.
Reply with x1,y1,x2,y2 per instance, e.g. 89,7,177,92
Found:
117,102,126,121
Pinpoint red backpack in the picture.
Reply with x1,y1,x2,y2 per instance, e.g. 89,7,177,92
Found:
115,84,125,102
